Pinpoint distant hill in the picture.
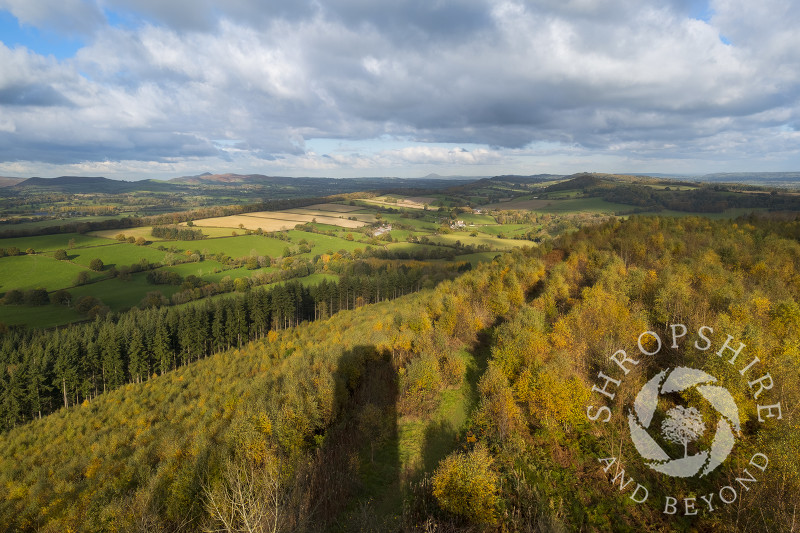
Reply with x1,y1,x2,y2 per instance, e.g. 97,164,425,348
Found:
490,174,563,183
0,177,24,188
698,172,800,186
545,173,603,191
13,176,174,193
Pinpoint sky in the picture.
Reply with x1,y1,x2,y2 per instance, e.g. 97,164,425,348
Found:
1,0,799,180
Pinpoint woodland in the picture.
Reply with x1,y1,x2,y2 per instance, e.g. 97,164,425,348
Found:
0,212,797,531
0,175,799,532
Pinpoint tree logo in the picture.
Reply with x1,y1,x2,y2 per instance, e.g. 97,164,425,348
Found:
628,367,741,478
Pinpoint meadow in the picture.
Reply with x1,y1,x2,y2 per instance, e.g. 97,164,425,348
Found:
0,254,97,292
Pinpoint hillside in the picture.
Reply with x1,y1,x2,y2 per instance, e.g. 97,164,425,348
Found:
1,213,799,531
0,177,24,188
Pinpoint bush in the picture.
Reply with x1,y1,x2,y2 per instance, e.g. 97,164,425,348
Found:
2,289,23,305
24,288,49,306
76,295,102,313
399,355,443,415
432,444,499,525
89,258,104,271
74,271,91,285
54,249,68,261
52,289,72,306
140,291,168,309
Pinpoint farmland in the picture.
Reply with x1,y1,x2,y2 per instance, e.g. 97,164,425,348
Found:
190,203,377,232
2,173,800,532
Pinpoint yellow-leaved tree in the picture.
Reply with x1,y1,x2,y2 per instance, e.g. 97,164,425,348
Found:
432,444,499,525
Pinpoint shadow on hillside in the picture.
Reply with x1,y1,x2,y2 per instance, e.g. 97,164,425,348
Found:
304,345,400,531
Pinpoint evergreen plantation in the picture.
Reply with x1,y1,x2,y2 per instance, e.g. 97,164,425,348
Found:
0,214,798,532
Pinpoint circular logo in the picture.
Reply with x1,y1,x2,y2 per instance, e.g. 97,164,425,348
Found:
628,367,741,478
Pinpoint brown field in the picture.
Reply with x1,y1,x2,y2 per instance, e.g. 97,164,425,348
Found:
90,227,165,241
361,196,434,209
191,206,373,232
191,215,298,232
246,211,369,227
297,203,363,213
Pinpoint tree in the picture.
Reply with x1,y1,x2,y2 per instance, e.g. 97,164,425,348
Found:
52,289,72,306
2,290,23,305
89,258,104,271
74,271,91,285
432,445,499,525
135,237,147,246
661,406,705,458
24,288,49,306
54,249,68,261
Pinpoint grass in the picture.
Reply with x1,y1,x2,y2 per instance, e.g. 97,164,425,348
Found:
89,227,165,241
202,266,278,283
426,233,533,251
286,230,366,254
379,214,439,231
456,213,497,225
183,235,290,258
162,260,227,278
475,223,535,236
0,303,83,328
0,215,121,233
68,243,167,269
69,273,182,312
0,233,111,253
0,254,95,292
398,349,479,474
482,197,631,213
455,252,503,266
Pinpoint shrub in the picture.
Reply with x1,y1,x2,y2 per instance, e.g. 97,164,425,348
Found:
399,355,443,415
2,289,23,305
432,444,499,525
24,288,49,306
76,295,102,313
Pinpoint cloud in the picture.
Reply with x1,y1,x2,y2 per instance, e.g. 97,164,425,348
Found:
1,0,800,175
0,0,105,35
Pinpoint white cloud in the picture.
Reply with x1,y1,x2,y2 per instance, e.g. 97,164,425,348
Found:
1,0,800,176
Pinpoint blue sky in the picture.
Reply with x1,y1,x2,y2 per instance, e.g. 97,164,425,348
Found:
1,0,799,180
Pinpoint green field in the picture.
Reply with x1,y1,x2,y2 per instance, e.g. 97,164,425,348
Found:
69,273,182,312
531,197,633,213
202,266,278,283
475,223,535,236
426,233,533,251
162,259,227,278
0,302,83,328
455,213,497,224
286,230,366,254
454,251,503,266
0,215,122,233
0,254,97,292
182,235,289,258
68,243,167,268
0,233,111,253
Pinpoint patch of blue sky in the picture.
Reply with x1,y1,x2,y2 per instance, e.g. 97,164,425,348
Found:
0,10,83,59
687,0,714,22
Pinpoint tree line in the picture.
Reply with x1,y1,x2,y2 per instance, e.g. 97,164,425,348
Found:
0,260,461,431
